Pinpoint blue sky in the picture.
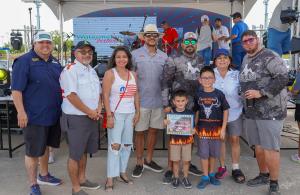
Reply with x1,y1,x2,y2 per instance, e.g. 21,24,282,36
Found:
0,0,280,46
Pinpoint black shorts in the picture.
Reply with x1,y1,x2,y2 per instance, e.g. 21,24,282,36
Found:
23,121,61,157
295,104,300,121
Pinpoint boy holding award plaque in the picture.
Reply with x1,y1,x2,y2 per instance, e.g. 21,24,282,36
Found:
165,90,194,189
195,66,229,189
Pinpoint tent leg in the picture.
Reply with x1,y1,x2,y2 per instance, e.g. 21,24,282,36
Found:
59,3,64,66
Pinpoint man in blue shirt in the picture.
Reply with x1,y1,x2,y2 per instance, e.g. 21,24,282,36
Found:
11,31,63,195
226,12,248,70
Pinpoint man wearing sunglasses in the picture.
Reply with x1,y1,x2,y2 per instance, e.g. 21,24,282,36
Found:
60,41,102,195
131,24,168,178
11,31,63,195
239,30,288,195
162,32,205,184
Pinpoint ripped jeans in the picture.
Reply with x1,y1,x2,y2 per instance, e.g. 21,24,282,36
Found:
107,112,134,178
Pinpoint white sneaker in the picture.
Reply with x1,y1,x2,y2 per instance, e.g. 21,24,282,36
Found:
291,153,300,164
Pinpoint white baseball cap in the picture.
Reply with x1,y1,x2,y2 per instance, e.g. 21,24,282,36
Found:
34,31,52,42
183,32,197,40
201,15,209,22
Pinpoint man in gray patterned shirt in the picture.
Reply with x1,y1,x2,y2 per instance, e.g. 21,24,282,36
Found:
239,30,288,195
162,32,204,184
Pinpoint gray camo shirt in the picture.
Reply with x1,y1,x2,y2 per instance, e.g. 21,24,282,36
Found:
239,48,289,120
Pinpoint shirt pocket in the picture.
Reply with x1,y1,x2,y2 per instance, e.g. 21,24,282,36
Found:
77,77,92,98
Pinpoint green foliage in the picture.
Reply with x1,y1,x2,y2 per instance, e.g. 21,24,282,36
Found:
50,30,73,52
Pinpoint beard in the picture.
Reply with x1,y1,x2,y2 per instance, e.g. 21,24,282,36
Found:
246,43,259,55
184,46,196,55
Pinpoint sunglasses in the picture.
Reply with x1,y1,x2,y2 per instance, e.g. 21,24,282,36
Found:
183,39,197,45
78,50,93,55
144,33,159,38
242,37,256,45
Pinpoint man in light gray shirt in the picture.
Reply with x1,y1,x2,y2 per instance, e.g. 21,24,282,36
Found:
267,0,293,56
196,15,213,66
131,24,168,178
213,18,230,51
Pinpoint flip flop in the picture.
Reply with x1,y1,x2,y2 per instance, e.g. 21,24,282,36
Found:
119,175,134,185
105,180,113,192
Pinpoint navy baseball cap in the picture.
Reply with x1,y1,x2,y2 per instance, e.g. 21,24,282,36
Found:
74,40,95,51
214,49,230,58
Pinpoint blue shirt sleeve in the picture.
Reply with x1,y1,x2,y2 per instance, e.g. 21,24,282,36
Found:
11,57,30,91
232,24,239,36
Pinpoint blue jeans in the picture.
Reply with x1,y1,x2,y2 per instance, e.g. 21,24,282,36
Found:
198,47,212,66
267,28,291,56
232,44,246,70
107,113,134,177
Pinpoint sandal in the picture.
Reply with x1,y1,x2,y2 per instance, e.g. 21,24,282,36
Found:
232,169,246,184
105,180,114,192
119,174,134,185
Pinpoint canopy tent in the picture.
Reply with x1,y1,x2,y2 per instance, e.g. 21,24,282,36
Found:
41,0,257,22
36,0,257,64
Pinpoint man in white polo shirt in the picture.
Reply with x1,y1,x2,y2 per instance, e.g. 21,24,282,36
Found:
60,41,102,195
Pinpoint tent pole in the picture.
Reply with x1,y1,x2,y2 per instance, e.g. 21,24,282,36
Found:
59,2,64,65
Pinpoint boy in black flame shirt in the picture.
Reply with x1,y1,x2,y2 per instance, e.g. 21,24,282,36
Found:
194,66,229,189
164,90,194,189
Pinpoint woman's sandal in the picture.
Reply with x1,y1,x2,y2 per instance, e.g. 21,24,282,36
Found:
232,169,246,184
119,174,134,185
105,180,114,192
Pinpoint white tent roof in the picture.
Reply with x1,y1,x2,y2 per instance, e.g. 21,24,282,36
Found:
41,0,257,21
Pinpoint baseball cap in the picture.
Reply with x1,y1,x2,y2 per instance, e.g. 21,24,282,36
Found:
74,40,95,51
231,12,242,19
201,15,209,22
34,31,52,43
183,32,197,40
214,49,230,58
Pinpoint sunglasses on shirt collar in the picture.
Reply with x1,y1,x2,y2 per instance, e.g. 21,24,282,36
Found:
183,39,197,45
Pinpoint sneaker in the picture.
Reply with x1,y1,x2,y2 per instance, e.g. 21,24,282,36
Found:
269,183,281,195
29,184,41,195
209,173,221,186
72,189,88,195
291,153,300,164
215,166,227,179
132,165,144,178
162,170,173,184
196,176,210,189
37,173,62,186
143,159,163,173
172,177,180,189
247,173,269,187
189,163,203,176
182,177,192,189
80,180,100,190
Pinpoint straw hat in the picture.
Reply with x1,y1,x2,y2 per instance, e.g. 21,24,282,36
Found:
139,24,163,37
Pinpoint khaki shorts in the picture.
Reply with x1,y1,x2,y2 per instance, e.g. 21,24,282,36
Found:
135,107,164,131
170,144,192,161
